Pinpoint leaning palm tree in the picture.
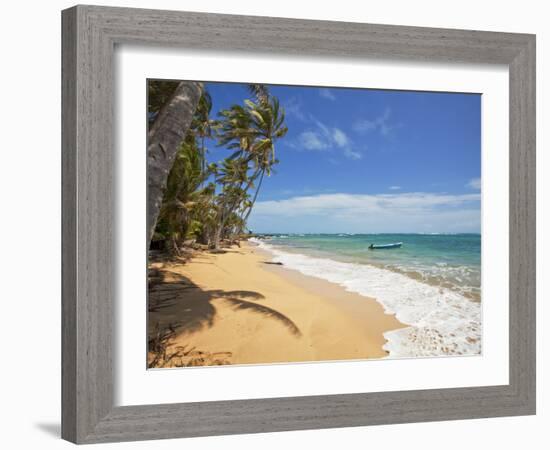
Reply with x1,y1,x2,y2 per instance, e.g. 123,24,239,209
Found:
216,104,255,160
241,94,288,224
210,157,250,248
191,90,213,182
154,135,205,253
147,81,203,246
214,88,288,239
248,84,270,106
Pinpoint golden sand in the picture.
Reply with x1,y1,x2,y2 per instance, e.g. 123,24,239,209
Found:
148,242,405,367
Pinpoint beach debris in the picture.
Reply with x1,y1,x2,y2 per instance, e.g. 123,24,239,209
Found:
148,322,232,368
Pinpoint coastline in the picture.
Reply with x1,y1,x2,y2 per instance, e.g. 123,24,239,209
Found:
148,241,405,368
254,236,482,357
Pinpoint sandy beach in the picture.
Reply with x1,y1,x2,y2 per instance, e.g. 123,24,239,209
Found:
148,242,405,368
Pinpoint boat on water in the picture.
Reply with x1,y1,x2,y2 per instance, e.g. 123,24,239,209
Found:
368,242,402,250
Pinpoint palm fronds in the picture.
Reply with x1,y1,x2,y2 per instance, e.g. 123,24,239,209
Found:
150,83,288,251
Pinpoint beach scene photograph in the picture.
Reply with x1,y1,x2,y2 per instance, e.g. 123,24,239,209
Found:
147,80,481,369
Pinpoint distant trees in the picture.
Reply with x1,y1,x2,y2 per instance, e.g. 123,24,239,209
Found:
148,82,288,253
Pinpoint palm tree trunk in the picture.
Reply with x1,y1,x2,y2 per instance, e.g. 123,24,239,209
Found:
147,81,203,246
212,196,235,250
201,136,206,184
212,225,223,250
242,169,265,226
212,174,257,248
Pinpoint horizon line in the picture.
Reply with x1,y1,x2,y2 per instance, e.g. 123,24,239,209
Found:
250,232,482,235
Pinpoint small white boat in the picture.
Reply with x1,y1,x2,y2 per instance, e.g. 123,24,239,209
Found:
368,242,402,250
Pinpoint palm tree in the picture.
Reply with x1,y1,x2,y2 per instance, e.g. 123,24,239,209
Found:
154,135,205,253
210,157,250,248
149,82,288,252
152,90,217,253
147,81,203,245
241,94,287,224
248,84,270,106
210,88,288,247
191,91,213,182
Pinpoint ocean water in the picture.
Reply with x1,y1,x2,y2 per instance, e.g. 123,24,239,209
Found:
251,233,481,358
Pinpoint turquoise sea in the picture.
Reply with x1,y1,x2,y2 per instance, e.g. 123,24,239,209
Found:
251,233,482,358
263,233,481,301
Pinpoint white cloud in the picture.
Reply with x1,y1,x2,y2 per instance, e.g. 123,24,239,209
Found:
343,148,362,160
319,88,336,100
298,131,328,151
294,120,362,159
255,193,481,216
353,118,377,133
389,186,401,190
353,108,398,137
466,178,481,190
250,192,481,233
332,128,349,147
284,97,306,121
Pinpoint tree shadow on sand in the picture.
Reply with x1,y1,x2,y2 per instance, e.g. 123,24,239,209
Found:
148,266,302,350
220,297,301,336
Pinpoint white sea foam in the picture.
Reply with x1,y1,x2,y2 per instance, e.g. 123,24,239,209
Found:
251,238,481,358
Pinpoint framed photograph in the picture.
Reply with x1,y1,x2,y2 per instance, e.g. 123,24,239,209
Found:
62,5,536,444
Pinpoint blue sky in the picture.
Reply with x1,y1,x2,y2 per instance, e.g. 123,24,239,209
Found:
204,82,481,234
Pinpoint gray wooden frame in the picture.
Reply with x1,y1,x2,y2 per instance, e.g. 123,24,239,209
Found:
62,4,536,444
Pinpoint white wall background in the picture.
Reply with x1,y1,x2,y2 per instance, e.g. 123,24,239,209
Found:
0,1,546,448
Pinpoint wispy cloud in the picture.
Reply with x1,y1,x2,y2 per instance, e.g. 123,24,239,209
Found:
319,88,336,101
292,118,363,159
466,178,481,190
261,187,338,201
389,185,401,190
298,131,328,151
283,97,363,159
342,148,362,160
251,192,481,233
284,96,307,121
332,128,349,147
353,108,399,137
254,192,481,214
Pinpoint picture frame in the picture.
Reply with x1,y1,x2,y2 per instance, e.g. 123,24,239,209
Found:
61,4,536,444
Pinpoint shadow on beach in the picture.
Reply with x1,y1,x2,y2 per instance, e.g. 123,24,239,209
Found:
147,254,301,367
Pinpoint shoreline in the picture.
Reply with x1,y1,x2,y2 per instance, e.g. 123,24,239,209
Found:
148,241,406,368
253,236,481,302
254,237,482,357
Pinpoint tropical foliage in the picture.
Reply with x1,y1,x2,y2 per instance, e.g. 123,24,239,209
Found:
149,82,288,252
147,81,203,244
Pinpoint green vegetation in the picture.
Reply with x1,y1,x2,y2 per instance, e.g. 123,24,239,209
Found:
149,82,288,253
